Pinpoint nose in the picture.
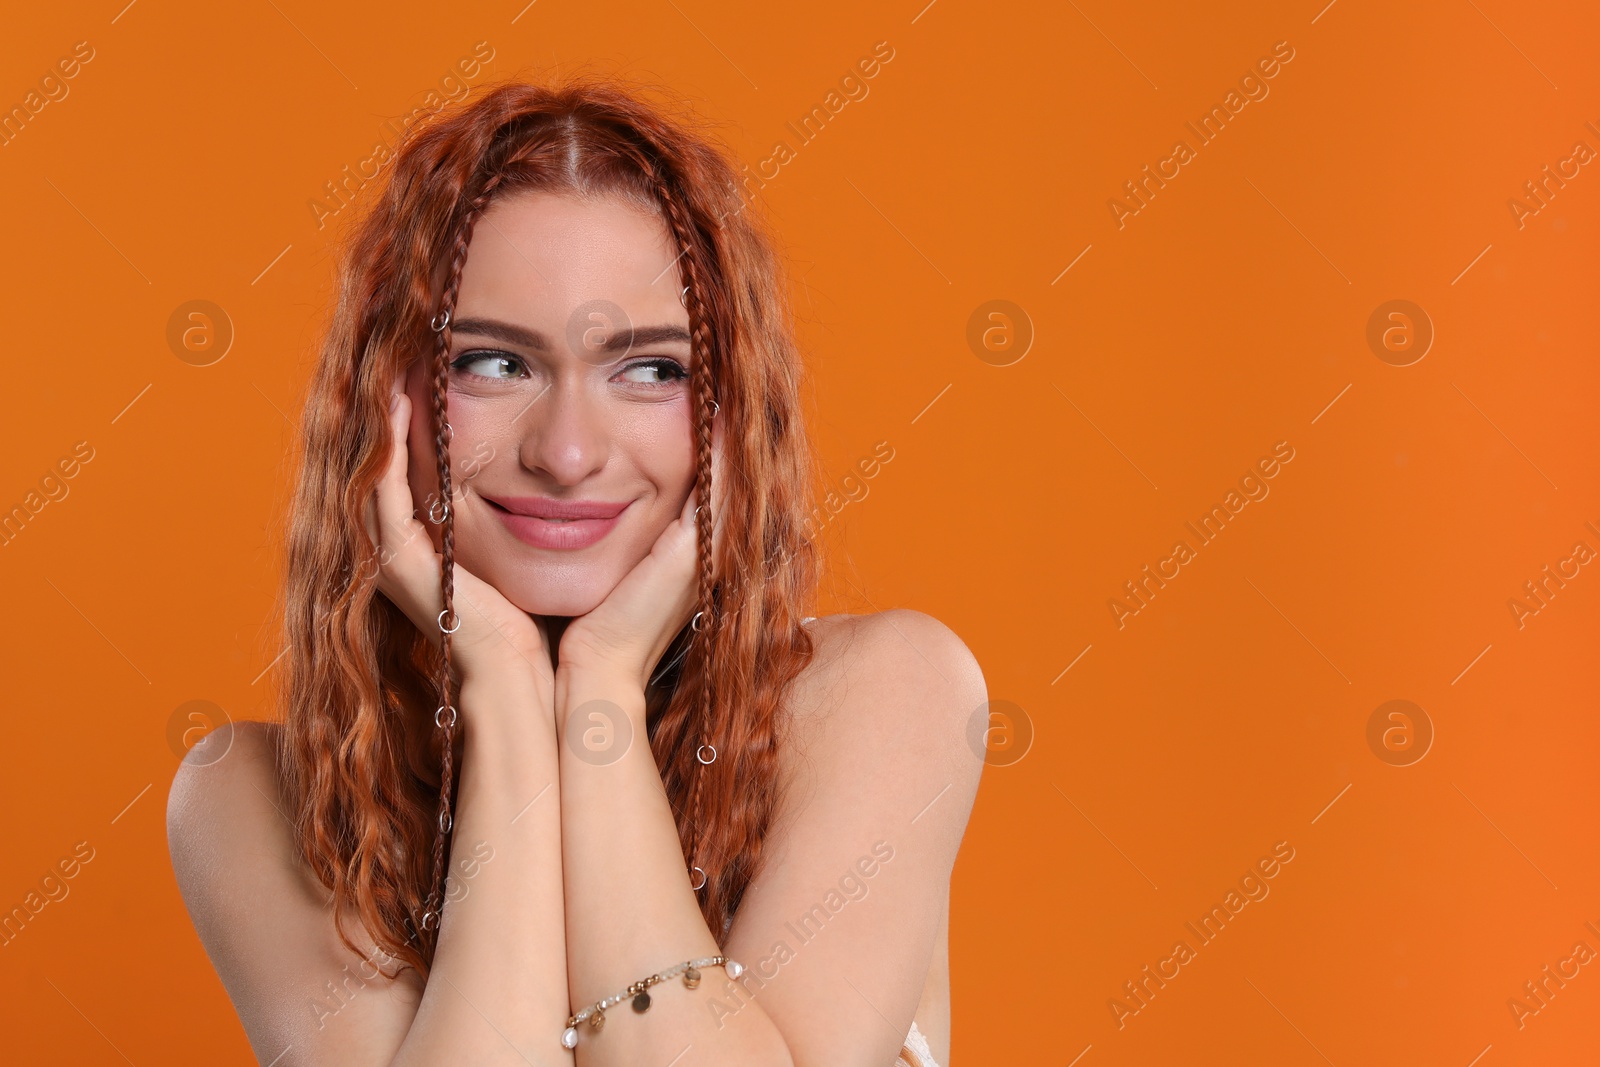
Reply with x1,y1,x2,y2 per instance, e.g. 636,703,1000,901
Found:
517,378,610,486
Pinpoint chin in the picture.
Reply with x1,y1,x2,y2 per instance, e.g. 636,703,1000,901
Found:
504,584,604,618
468,554,615,618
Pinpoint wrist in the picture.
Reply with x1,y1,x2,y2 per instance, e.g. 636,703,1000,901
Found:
453,676,560,789
454,661,555,733
553,659,648,731
457,650,554,696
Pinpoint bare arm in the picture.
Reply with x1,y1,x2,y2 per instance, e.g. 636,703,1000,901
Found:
724,609,984,1067
165,668,571,1066
167,719,421,1065
389,670,569,1065
168,385,575,1064
553,665,792,1066
552,609,985,1067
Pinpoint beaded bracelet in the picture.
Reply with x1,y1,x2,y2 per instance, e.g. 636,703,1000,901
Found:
562,955,744,1049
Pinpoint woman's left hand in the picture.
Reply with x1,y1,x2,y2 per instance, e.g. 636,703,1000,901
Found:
558,421,726,691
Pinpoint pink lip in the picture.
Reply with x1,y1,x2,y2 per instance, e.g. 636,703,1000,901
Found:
483,496,631,550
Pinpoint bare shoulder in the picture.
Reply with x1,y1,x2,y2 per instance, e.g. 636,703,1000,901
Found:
791,608,988,738
166,719,291,906
167,720,305,915
730,611,984,1064
167,717,280,824
166,720,420,1063
781,609,988,844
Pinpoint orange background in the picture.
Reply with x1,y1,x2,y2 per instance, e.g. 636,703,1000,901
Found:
2,1,1597,1063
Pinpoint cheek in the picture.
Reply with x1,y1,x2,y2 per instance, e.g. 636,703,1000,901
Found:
662,435,695,487
447,401,523,459
606,403,695,481
407,390,505,489
651,437,698,517
443,403,524,505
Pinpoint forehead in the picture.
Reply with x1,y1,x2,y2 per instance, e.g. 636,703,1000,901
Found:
455,189,686,322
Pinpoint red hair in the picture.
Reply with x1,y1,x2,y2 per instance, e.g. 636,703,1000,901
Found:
274,74,821,979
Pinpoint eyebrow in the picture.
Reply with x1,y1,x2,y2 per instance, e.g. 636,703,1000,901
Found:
451,316,692,354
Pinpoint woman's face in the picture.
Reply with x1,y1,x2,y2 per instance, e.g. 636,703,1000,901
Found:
404,188,699,618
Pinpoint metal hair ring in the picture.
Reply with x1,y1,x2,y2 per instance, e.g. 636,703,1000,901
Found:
688,866,707,891
690,610,704,632
421,910,439,931
431,309,451,332
435,705,457,728
428,498,450,524
438,609,460,634
708,399,719,417
439,810,453,834
697,744,717,765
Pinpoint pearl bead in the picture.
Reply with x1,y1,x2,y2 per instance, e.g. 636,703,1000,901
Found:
561,1027,578,1049
726,960,744,979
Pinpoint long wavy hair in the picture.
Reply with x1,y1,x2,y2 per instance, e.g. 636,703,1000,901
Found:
274,75,821,979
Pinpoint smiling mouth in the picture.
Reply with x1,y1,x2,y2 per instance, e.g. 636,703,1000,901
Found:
485,501,583,522
481,496,632,550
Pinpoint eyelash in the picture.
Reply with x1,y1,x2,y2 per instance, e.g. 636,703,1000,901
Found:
449,350,689,388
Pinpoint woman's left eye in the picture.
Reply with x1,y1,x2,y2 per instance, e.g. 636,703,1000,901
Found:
451,351,526,380
617,358,689,387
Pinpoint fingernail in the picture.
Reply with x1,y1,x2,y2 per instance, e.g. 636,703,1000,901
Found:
390,391,401,413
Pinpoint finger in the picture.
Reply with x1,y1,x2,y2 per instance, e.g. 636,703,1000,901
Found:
708,415,729,560
363,390,403,552
677,481,706,575
375,391,411,534
372,391,451,637
375,392,431,562
680,476,697,524
362,486,380,560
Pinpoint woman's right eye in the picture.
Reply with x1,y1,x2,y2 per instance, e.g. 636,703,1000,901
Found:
450,351,528,380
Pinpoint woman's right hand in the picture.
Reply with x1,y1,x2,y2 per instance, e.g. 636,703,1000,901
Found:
364,386,555,699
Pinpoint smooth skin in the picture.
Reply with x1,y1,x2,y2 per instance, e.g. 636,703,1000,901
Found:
166,190,987,1067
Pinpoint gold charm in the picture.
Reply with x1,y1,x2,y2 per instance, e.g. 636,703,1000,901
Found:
589,1007,606,1031
683,966,701,989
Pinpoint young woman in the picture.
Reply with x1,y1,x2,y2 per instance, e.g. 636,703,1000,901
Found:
167,77,986,1067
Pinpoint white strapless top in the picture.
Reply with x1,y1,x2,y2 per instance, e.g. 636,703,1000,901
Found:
899,1019,940,1067
723,641,939,1067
